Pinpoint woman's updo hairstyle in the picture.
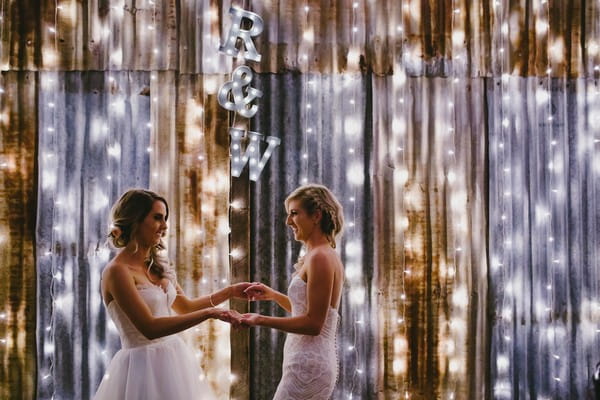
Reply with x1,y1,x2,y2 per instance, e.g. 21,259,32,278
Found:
285,184,344,248
108,189,174,282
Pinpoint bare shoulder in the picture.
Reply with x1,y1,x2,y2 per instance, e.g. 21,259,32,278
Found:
310,245,341,261
102,260,132,284
306,246,341,274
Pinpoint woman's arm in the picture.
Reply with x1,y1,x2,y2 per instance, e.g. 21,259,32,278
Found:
243,282,292,313
104,263,241,340
242,251,334,336
172,282,253,314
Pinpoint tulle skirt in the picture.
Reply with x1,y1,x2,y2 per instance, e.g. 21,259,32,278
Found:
93,335,216,400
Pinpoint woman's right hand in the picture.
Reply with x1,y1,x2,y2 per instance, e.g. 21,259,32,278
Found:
243,282,274,301
212,309,244,328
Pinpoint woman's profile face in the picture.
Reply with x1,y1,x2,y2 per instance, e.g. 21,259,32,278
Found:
135,200,168,247
285,199,317,243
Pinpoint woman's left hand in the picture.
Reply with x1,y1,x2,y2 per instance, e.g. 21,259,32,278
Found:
241,313,262,326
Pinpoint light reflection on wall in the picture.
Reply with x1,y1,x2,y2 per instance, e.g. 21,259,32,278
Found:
171,78,233,398
0,60,31,398
386,1,410,398
488,0,600,397
343,2,369,398
182,143,233,398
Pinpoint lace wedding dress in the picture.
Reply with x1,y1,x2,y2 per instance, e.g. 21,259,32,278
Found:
93,281,216,400
273,275,340,400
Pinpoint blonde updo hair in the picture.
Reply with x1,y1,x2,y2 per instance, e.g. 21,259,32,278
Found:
108,189,175,282
285,184,344,248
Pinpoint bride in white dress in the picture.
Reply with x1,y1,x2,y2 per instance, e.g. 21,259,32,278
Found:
242,184,345,400
93,189,249,400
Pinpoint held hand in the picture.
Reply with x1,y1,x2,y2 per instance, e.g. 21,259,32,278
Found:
243,282,274,301
212,309,244,328
240,313,262,327
226,310,246,329
228,282,255,300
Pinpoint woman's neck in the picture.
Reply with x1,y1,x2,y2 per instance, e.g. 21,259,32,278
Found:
119,244,150,266
304,234,330,251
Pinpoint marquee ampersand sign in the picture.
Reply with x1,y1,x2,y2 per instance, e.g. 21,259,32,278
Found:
218,6,279,182
218,66,263,119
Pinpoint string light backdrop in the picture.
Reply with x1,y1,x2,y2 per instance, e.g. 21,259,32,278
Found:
0,0,599,399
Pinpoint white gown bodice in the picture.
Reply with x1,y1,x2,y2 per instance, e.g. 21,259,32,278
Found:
106,282,177,348
273,275,340,400
287,275,339,337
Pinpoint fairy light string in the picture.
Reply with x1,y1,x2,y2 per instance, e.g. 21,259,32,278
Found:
445,0,464,397
301,0,312,185
40,1,63,396
539,0,562,391
392,0,409,397
343,2,369,399
491,0,513,396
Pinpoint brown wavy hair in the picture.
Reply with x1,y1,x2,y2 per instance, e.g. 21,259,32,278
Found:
108,189,175,282
285,184,344,248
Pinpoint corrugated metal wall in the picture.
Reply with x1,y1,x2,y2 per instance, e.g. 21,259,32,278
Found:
0,0,599,399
